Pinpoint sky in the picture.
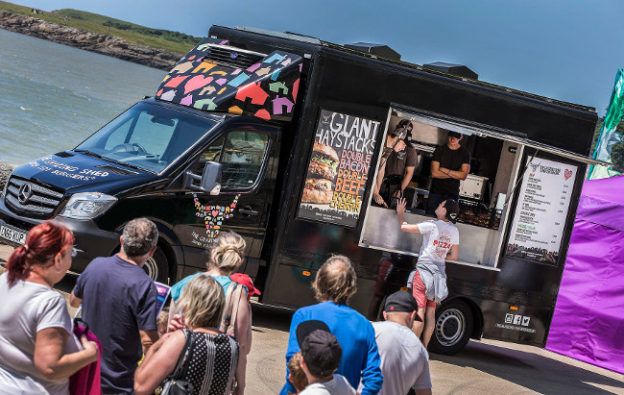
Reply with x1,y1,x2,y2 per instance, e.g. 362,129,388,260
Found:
15,0,624,116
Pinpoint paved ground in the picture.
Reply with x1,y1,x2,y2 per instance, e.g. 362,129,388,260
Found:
1,244,623,394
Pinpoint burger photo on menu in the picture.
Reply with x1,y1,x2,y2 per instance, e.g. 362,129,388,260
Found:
302,142,339,204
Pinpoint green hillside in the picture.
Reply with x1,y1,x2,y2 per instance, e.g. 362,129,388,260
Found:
0,1,202,54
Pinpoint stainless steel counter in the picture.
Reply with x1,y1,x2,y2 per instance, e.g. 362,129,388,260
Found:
360,206,501,267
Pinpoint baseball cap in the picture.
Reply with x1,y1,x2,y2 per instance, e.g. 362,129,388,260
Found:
444,199,459,224
390,119,413,138
296,320,342,377
296,320,330,346
230,273,261,296
384,290,422,321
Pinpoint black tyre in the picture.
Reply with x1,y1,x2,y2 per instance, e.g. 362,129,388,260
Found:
142,246,169,284
428,299,473,355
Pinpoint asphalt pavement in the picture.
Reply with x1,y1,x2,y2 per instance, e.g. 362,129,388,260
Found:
1,244,622,394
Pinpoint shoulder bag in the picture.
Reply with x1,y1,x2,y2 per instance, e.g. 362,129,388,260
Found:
161,329,195,395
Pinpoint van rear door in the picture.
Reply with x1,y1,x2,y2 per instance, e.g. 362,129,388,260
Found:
174,124,280,279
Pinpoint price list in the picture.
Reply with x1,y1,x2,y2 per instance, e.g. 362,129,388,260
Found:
506,158,577,264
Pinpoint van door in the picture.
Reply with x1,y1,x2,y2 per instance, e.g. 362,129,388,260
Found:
174,125,280,278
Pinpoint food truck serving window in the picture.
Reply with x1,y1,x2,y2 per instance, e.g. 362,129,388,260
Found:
359,107,526,269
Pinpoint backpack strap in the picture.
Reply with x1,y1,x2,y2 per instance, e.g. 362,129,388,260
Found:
220,283,244,337
228,284,244,332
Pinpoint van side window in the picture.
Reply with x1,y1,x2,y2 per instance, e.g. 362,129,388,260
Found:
194,131,270,191
199,136,225,164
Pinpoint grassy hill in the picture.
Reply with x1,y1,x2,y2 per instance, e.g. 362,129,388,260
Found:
0,1,202,54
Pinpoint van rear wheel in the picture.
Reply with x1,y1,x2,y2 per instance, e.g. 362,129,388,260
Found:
428,299,473,355
143,246,169,284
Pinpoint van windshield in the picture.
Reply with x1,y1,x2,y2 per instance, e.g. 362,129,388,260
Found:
75,102,220,173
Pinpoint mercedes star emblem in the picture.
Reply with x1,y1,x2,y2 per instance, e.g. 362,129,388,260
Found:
17,183,33,204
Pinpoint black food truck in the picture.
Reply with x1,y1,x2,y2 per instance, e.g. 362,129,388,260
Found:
0,26,601,354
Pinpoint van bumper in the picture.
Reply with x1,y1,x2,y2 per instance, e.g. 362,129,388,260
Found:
0,196,119,273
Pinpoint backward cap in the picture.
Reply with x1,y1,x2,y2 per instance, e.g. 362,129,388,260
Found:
385,290,421,320
301,331,342,377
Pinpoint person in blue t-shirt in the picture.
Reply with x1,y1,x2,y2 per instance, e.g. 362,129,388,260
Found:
280,255,383,395
70,218,160,394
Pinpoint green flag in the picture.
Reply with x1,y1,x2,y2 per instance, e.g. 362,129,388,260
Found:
590,69,624,179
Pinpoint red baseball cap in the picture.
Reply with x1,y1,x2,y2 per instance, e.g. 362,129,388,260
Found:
230,273,262,296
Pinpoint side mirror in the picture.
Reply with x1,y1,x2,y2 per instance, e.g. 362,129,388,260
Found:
184,161,222,195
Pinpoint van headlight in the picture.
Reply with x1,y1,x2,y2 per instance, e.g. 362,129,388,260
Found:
60,192,117,219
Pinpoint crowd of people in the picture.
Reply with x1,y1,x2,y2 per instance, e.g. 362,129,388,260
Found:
0,203,459,394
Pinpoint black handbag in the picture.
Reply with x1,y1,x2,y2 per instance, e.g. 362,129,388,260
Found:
160,329,195,395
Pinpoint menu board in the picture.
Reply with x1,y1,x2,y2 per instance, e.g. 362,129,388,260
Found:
297,110,380,227
505,158,577,264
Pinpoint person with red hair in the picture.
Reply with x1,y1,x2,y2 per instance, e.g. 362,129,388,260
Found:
0,221,98,394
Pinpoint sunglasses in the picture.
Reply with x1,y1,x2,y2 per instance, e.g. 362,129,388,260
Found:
68,246,79,258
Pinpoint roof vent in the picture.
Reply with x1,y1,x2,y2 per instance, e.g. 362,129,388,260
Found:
424,62,478,80
201,44,265,69
344,42,401,61
233,26,321,44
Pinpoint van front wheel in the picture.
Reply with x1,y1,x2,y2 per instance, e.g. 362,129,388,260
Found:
143,246,169,284
428,299,473,355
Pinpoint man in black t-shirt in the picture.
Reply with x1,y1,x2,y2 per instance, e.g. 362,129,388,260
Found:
426,131,470,215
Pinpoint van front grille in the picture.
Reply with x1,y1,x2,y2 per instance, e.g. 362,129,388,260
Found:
5,176,64,218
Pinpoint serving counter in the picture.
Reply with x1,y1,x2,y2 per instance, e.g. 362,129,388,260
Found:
360,206,501,267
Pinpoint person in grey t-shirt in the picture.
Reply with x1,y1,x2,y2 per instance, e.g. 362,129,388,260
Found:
365,290,432,395
0,222,98,394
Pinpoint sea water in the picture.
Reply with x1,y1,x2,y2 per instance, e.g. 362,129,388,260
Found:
0,29,167,165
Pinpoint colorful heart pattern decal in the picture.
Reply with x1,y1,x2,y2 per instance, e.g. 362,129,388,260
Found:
193,193,241,239
156,37,303,122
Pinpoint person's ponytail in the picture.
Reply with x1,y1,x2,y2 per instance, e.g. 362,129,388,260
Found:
4,221,74,285
6,245,30,285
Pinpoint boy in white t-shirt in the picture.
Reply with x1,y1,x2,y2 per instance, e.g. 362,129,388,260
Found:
396,197,460,348
296,320,356,395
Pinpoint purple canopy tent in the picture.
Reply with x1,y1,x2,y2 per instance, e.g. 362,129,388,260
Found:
547,176,624,374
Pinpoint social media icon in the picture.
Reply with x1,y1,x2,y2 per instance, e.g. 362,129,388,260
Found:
522,316,530,327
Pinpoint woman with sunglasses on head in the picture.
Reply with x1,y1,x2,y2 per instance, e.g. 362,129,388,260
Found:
0,221,99,394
